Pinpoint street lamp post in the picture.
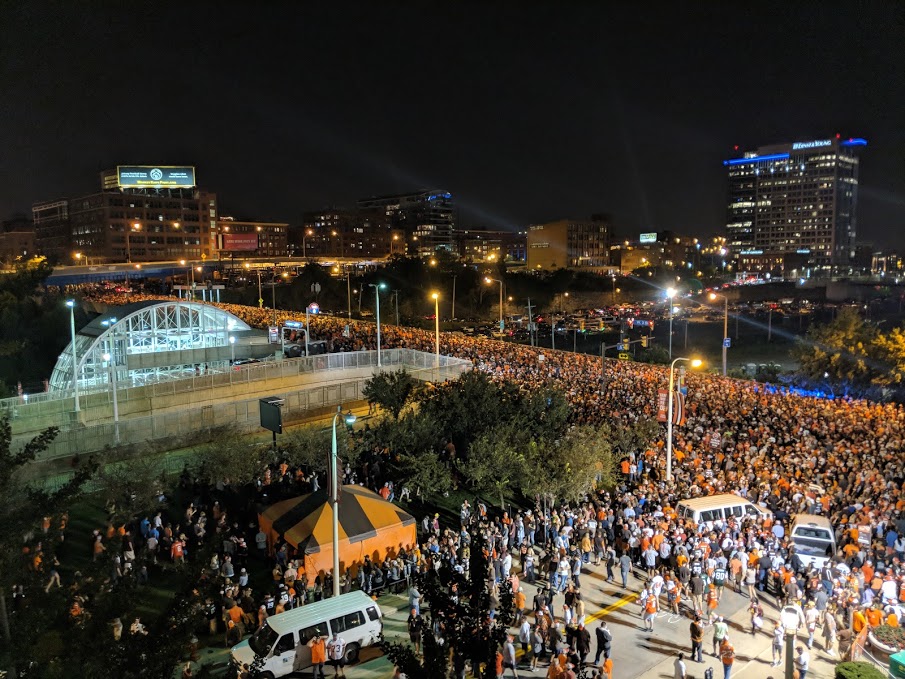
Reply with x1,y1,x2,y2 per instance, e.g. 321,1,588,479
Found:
303,228,313,259
126,222,141,263
256,269,263,309
346,270,352,319
611,275,617,304
102,352,120,444
393,290,400,327
368,283,386,366
331,406,357,598
431,292,440,366
451,274,457,320
709,292,729,376
666,287,676,360
780,605,803,679
66,300,80,412
485,277,503,332
665,356,702,482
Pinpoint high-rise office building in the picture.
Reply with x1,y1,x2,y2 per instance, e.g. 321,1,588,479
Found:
298,207,405,260
357,190,455,256
724,136,866,269
33,166,216,264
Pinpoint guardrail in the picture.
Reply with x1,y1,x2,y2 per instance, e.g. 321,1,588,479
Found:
15,350,470,461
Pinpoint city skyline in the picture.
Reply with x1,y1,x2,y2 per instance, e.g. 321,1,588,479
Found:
1,3,903,248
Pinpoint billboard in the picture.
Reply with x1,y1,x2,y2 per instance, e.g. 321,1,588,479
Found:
639,232,657,244
117,165,196,188
221,233,259,251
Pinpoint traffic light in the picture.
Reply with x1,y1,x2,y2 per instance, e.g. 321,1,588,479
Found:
579,319,585,331
641,336,649,348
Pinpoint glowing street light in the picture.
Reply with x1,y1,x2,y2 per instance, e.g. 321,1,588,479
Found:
66,300,80,412
709,292,729,376
368,283,387,366
431,292,440,366
666,287,677,360
330,406,357,597
485,277,504,332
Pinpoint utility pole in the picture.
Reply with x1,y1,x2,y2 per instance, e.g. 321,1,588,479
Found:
393,290,400,326
451,274,457,320
525,298,535,347
346,270,352,319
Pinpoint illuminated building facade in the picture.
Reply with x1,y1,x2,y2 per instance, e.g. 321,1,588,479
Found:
724,136,866,269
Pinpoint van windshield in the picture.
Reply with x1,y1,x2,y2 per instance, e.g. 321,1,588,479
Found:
249,623,278,656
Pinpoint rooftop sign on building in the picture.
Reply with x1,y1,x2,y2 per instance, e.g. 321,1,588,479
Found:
116,165,196,189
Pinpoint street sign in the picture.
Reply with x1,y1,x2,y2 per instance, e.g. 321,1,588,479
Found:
723,337,731,348
618,352,631,360
311,282,321,294
268,326,279,343
307,302,321,314
499,319,505,332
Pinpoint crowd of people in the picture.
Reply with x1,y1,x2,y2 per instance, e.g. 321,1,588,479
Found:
73,290,905,677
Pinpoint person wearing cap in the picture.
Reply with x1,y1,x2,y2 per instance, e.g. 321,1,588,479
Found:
712,616,729,657
719,636,735,679
794,644,810,679
575,621,590,667
307,631,327,678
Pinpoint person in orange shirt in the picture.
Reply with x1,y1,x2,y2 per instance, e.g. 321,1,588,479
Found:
602,656,613,678
866,605,883,628
852,608,867,634
307,631,327,678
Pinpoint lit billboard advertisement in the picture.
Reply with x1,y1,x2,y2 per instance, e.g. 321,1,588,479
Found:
221,233,259,251
639,232,657,244
117,165,196,188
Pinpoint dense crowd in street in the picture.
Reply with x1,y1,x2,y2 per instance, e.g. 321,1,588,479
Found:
72,292,905,677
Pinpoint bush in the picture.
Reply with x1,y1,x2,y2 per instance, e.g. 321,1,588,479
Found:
834,661,886,679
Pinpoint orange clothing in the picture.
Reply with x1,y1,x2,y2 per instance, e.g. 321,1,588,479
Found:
853,610,867,633
309,638,326,664
603,658,613,678
866,608,882,627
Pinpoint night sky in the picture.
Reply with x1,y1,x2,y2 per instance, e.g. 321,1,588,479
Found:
1,3,903,247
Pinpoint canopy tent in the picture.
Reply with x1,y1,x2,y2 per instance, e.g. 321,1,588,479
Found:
259,485,417,585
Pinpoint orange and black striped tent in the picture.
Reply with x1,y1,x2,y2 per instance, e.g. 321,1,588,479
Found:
258,485,417,586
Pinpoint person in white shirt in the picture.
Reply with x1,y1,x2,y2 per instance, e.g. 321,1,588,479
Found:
674,652,687,679
328,633,347,677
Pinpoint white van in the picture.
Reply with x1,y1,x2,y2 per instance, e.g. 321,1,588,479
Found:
790,514,836,570
676,494,772,525
230,591,383,678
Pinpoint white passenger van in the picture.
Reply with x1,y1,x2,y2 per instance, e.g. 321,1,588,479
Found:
230,591,382,678
676,494,772,525
790,514,837,569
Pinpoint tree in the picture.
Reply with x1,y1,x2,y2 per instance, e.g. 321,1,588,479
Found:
458,424,527,507
363,368,418,420
872,326,905,394
0,417,93,672
380,527,514,679
281,420,355,474
609,418,660,459
792,308,880,396
93,452,168,525
196,432,268,486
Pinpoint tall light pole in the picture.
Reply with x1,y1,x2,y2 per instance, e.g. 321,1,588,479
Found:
256,269,263,308
66,300,80,412
103,352,120,444
331,406,356,598
368,283,386,366
611,274,617,304
303,228,313,259
709,292,729,376
666,287,677,360
666,357,702,482
346,270,352,319
271,273,278,326
393,290,400,326
451,274,457,320
127,222,141,263
485,277,503,331
431,292,440,366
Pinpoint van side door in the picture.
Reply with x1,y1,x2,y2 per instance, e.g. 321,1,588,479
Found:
293,625,322,671
272,632,296,672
